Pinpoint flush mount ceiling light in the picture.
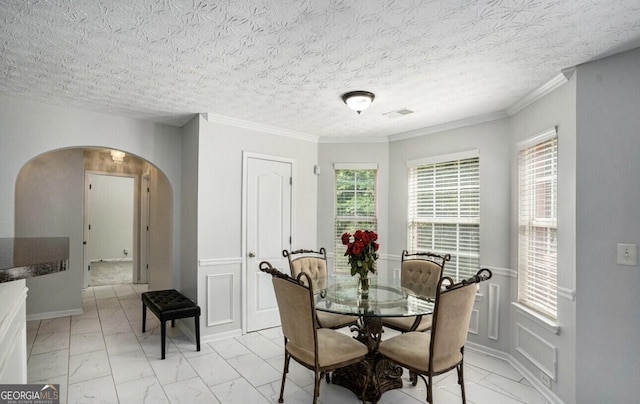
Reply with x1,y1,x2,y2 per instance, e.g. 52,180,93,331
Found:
110,150,125,163
342,91,375,114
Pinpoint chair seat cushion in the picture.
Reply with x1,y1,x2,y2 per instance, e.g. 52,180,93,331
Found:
379,332,462,373
287,328,368,369
317,311,357,329
382,314,432,332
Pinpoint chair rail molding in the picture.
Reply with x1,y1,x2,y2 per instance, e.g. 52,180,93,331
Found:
199,257,243,266
481,265,516,278
557,285,576,302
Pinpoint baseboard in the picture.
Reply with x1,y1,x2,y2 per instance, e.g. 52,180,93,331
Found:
90,258,133,263
26,308,83,321
508,354,565,404
466,341,510,361
176,322,243,345
466,341,564,404
199,328,243,344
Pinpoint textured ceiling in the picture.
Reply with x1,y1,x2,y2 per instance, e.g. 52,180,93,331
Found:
2,0,640,140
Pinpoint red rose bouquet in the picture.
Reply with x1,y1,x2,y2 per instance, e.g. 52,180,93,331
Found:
341,230,379,278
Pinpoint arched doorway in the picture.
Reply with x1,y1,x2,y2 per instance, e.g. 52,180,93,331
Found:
15,147,174,317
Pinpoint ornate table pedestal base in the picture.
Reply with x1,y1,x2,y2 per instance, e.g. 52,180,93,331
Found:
331,354,403,403
330,314,405,403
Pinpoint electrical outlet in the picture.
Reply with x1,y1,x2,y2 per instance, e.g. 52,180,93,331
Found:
540,371,552,389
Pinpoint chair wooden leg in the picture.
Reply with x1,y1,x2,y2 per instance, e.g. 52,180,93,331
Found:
278,351,290,404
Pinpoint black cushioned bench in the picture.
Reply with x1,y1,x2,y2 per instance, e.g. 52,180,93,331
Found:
141,289,201,359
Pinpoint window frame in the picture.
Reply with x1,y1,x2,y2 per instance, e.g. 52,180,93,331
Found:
333,163,378,273
406,150,480,282
517,127,558,320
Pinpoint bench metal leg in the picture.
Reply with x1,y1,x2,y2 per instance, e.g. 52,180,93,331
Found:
161,320,167,359
195,315,201,352
142,304,147,332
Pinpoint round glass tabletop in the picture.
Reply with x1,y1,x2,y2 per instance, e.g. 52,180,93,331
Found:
313,275,435,318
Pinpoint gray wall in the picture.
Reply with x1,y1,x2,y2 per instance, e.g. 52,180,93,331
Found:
0,95,183,317
15,149,85,316
386,119,512,354
195,118,319,339
146,162,175,291
179,115,200,302
510,72,577,403
576,48,640,402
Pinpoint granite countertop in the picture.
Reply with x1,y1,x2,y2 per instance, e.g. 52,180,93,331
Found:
0,237,69,283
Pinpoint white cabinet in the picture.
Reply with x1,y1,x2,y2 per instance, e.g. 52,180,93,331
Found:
0,280,28,383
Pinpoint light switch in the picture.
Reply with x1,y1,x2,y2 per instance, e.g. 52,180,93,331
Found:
616,243,637,266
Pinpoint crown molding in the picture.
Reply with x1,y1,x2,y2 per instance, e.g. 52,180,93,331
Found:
201,113,319,143
202,70,571,144
317,135,389,144
388,110,509,142
506,72,569,116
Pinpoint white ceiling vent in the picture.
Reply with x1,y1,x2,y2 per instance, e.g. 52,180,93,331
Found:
383,108,414,119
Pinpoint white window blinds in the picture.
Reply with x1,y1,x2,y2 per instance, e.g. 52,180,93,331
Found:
407,152,480,281
334,166,377,272
518,129,558,319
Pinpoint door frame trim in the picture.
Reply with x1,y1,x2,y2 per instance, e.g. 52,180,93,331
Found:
241,151,296,333
83,170,140,288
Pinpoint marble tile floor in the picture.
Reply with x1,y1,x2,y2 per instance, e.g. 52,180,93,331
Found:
27,283,551,404
89,261,133,286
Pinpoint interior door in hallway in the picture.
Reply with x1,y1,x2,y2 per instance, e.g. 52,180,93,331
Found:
245,155,292,332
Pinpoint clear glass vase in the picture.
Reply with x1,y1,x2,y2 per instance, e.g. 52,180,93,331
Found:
358,275,370,298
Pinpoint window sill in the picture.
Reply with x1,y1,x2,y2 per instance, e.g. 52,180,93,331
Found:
511,302,560,335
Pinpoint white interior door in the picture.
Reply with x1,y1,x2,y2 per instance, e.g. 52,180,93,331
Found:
83,172,137,287
245,156,292,332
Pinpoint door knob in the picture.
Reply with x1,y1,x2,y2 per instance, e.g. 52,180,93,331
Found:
248,252,256,258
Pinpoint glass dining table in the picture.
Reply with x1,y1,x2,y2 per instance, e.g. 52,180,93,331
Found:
313,275,435,403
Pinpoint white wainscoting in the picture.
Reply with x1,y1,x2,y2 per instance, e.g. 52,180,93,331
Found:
205,273,234,327
515,322,558,380
198,258,243,341
0,281,28,384
468,309,479,335
488,283,500,340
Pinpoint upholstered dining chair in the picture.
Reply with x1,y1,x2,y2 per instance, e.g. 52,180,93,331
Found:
378,268,492,404
283,248,357,330
259,261,369,404
382,250,450,333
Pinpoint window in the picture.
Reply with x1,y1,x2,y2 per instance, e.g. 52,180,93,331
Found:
407,151,480,282
334,164,377,272
518,128,558,319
